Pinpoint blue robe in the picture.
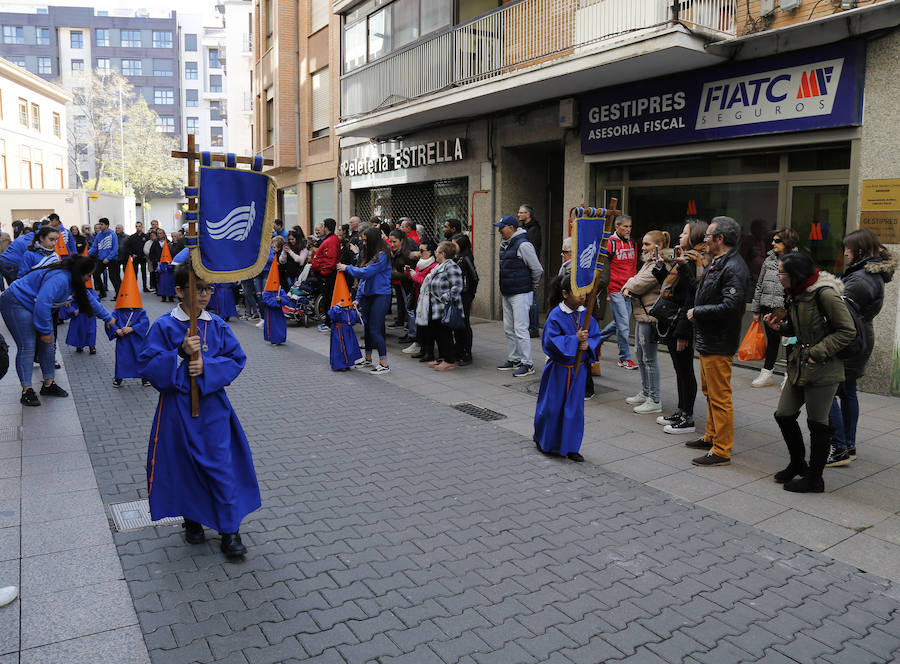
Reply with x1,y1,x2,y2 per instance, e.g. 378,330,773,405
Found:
139,309,261,533
105,308,150,379
61,289,107,349
533,304,602,457
208,282,238,319
261,289,287,344
327,305,362,370
157,262,176,297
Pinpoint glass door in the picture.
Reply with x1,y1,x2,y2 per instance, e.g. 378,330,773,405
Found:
788,183,849,274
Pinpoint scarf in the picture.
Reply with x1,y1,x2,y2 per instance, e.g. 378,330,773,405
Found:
785,269,819,296
416,256,435,271
659,242,709,300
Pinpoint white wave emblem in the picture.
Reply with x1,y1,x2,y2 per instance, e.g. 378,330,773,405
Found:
579,241,598,269
207,201,257,242
97,235,113,251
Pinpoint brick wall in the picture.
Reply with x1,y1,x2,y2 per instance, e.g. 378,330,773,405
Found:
736,0,893,36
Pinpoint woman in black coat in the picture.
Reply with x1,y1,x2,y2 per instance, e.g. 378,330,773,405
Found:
452,234,478,365
827,229,897,467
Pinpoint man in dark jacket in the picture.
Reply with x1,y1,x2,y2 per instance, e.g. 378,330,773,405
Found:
128,222,150,291
518,205,542,337
686,216,749,467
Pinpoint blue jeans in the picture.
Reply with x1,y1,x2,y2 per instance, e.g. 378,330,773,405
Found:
502,292,533,366
828,380,859,450
600,292,632,361
0,261,18,291
528,291,539,334
360,293,390,360
635,321,660,401
0,290,54,387
241,278,259,316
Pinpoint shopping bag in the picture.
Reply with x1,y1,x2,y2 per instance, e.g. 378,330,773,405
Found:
737,320,767,362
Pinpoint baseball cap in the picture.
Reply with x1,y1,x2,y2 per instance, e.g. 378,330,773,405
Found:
493,215,518,228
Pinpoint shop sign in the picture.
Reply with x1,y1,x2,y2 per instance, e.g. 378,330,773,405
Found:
340,138,464,177
861,179,900,211
580,41,864,154
860,211,900,244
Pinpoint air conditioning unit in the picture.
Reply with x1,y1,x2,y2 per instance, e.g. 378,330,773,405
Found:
780,0,800,10
760,0,775,15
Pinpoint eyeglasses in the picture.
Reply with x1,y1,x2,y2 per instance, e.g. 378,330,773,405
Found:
772,238,784,244
196,286,212,294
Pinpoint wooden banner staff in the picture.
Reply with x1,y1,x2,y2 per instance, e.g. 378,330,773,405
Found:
573,198,620,379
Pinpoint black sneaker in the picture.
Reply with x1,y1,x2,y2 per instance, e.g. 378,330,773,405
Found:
826,446,851,467
664,416,696,435
142,379,151,387
89,346,96,355
183,519,205,544
685,437,713,449
39,382,68,397
20,388,40,407
656,410,683,426
692,451,730,466
75,347,83,353
112,379,123,388
847,446,857,460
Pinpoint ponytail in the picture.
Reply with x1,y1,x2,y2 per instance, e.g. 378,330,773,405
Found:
645,230,670,248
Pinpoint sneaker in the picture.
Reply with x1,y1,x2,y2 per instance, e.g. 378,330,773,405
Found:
618,359,639,370
497,360,521,371
20,388,40,407
317,323,330,332
826,446,851,467
238,314,250,320
256,319,265,328
685,437,713,449
142,379,151,387
625,392,648,405
751,368,774,387
664,416,696,435
692,451,730,466
657,411,683,426
89,346,96,355
402,342,420,355
354,357,373,368
584,393,594,401
513,364,535,378
113,379,123,388
457,357,472,367
370,364,391,374
0,585,17,608
39,382,68,397
847,446,856,460
633,399,662,414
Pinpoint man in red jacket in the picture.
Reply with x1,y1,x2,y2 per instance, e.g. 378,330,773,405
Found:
599,215,638,369
311,218,339,329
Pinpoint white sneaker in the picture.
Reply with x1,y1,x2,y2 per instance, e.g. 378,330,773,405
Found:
751,368,774,387
401,342,420,355
255,319,265,328
0,586,17,607
625,392,648,405
633,399,662,414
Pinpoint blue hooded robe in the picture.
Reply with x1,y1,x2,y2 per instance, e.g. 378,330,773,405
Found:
60,288,107,349
533,303,602,457
157,262,176,298
208,282,238,320
139,307,260,533
327,305,362,370
261,289,287,344
105,307,150,379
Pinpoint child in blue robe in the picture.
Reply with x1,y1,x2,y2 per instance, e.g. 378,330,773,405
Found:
156,261,176,301
106,308,150,386
61,288,106,354
208,282,238,321
139,264,261,558
261,288,287,344
533,273,602,462
327,304,362,370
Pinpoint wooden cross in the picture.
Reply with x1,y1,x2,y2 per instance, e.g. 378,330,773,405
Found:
170,134,273,416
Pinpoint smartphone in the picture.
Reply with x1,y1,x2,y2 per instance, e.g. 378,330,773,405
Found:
674,246,682,258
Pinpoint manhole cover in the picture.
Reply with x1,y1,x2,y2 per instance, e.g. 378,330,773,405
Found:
504,379,618,396
108,500,183,532
452,402,507,421
0,426,19,442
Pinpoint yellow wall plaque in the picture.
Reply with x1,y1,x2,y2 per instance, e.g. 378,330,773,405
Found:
861,179,900,211
859,211,900,244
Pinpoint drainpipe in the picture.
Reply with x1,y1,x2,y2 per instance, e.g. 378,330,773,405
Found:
488,162,497,318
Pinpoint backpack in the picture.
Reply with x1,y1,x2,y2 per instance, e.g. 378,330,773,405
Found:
812,287,867,361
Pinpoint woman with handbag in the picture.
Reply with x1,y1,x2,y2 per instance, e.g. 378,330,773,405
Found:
652,220,709,435
427,241,464,371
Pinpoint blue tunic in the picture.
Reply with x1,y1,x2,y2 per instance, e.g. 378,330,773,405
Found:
60,289,108,349
327,305,362,370
157,262,176,297
139,309,261,533
533,304,602,457
261,289,287,344
208,282,238,319
18,248,59,278
105,308,150,379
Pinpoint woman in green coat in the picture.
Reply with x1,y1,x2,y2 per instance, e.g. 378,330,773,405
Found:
763,252,855,493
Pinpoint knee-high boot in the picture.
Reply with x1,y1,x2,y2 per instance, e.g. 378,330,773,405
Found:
784,419,829,493
773,412,807,484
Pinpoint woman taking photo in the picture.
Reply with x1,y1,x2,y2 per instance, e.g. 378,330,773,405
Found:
750,228,799,387
764,252,855,493
279,229,308,292
426,241,464,371
338,227,392,374
0,256,113,405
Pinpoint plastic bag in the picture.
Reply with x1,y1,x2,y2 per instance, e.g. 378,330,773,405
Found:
737,320,767,362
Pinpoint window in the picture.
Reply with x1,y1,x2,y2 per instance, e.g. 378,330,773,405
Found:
310,180,335,225
184,33,197,51
52,112,61,138
18,99,27,127
70,31,83,48
265,89,273,146
265,0,273,50
36,27,50,45
31,103,40,131
121,59,142,76
76,143,88,156
9,58,25,68
209,74,222,93
153,59,173,76
393,0,419,49
80,170,88,181
153,88,174,104
186,89,198,106
310,0,329,32
186,116,199,133
420,0,451,35
210,126,223,147
121,29,141,47
152,30,172,48
32,148,43,188
311,67,329,137
3,26,24,44
209,49,221,68
344,20,366,72
155,116,175,133
0,140,6,188
73,116,87,134
210,100,222,121
96,57,110,72
95,28,109,46
20,146,32,188
368,8,389,62
185,61,198,79
71,59,84,72
37,57,51,75
54,155,63,188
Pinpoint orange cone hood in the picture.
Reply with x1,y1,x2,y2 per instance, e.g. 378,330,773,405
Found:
54,231,69,257
159,240,173,264
81,245,93,289
263,260,280,292
115,256,144,309
330,271,352,308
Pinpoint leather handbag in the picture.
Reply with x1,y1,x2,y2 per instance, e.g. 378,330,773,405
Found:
441,302,465,330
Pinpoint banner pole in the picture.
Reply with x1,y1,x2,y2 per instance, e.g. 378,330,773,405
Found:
186,133,200,418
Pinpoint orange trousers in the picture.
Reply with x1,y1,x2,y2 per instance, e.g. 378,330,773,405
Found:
699,354,734,459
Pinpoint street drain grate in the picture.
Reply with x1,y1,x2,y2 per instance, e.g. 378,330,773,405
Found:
452,403,507,421
504,379,618,396
109,500,183,532
0,426,19,442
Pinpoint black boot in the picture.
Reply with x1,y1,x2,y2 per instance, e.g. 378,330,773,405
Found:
183,518,205,544
773,412,807,483
785,420,829,493
220,531,247,557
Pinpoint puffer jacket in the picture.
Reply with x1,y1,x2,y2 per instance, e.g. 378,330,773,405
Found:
624,257,671,323
750,250,786,313
692,248,750,356
840,248,897,381
780,272,856,387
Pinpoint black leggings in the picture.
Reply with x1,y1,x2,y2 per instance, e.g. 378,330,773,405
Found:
665,335,697,417
453,294,474,360
758,306,781,370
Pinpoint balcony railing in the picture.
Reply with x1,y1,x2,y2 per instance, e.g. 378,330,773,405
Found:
341,0,735,120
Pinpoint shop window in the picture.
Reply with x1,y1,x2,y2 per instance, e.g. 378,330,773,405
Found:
788,146,851,172
629,153,780,180
790,184,849,274
354,178,468,240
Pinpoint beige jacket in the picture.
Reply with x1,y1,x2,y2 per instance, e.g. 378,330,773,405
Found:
623,259,671,323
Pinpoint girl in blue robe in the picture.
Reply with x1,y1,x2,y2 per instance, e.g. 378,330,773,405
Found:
61,288,106,353
533,273,602,462
139,264,260,558
156,261,176,301
327,304,362,370
208,282,238,320
261,288,287,344
106,308,150,385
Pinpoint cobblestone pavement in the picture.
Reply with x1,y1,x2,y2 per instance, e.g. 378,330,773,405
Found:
63,300,900,664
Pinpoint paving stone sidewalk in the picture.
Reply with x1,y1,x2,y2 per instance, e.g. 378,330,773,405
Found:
62,300,900,664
